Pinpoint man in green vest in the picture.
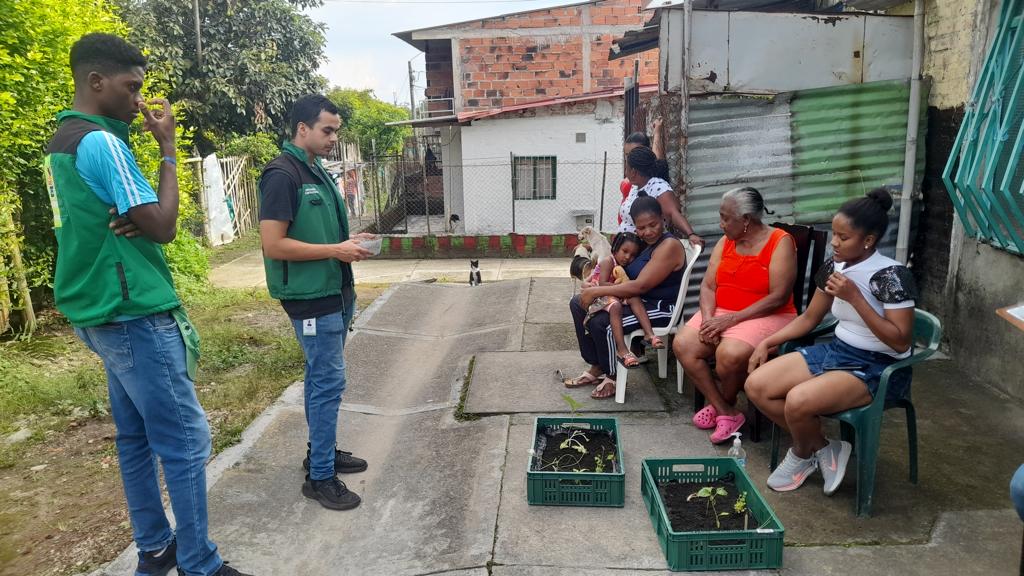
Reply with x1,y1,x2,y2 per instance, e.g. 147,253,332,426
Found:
44,33,249,576
259,94,371,510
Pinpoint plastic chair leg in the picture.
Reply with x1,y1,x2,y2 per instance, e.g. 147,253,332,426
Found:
658,348,668,378
854,428,880,517
906,402,918,484
769,423,781,471
749,405,763,443
615,363,627,404
676,359,684,395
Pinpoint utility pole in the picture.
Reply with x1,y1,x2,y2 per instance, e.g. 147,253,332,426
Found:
193,0,204,69
408,60,417,120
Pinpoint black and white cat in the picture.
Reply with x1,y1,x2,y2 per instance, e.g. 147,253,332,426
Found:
469,260,482,286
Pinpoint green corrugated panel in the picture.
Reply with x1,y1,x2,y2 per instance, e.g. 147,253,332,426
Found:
791,80,928,222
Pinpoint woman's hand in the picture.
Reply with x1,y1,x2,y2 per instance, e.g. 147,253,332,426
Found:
580,280,594,290
699,312,736,342
686,232,705,247
581,287,598,308
824,272,861,303
748,342,770,373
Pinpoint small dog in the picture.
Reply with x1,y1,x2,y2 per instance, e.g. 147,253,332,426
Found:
469,259,481,286
577,226,612,265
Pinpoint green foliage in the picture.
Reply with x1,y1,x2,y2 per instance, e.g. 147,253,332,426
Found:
561,393,583,415
128,103,210,297
326,88,411,158
688,486,729,528
115,0,328,153
0,0,124,293
222,132,280,171
734,491,748,514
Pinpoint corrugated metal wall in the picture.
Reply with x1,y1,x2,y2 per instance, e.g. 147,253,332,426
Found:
677,80,925,316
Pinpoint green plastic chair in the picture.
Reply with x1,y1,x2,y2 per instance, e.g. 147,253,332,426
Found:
769,309,943,517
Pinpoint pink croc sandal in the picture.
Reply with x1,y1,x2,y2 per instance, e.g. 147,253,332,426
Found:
710,413,746,444
692,405,718,430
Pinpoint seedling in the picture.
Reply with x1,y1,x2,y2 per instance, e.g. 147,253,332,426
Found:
734,490,749,529
688,486,729,529
561,393,583,415
560,429,589,455
593,451,616,473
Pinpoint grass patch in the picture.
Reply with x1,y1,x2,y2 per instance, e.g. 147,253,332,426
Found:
454,355,480,422
207,228,262,268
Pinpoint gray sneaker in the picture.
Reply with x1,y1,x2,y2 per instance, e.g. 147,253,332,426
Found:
816,439,852,496
767,448,818,492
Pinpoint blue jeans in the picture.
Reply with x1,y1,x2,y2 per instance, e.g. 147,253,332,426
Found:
1011,464,1024,522
75,312,222,576
290,292,356,481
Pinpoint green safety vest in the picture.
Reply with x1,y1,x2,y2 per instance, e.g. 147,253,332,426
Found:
261,141,353,301
44,111,180,327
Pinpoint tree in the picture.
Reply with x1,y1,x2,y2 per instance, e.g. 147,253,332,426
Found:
0,0,124,296
327,88,411,159
114,0,327,154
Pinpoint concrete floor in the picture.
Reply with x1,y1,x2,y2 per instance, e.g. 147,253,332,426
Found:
89,277,1024,576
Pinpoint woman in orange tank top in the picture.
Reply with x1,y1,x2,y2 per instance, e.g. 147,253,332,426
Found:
672,187,798,444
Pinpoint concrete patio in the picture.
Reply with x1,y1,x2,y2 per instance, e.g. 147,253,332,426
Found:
90,276,1023,575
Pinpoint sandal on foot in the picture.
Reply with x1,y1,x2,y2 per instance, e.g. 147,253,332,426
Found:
591,378,617,399
616,352,640,368
645,335,666,349
692,404,718,430
564,371,603,388
710,413,746,444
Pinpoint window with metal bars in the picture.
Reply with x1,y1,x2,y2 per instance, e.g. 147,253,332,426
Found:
512,156,556,200
944,0,1024,255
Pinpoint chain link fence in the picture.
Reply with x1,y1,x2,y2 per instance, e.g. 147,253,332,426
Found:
356,156,626,236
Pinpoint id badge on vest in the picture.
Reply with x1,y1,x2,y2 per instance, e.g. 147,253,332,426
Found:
303,318,317,337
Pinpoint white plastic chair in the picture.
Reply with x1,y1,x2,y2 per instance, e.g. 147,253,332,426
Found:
615,240,702,403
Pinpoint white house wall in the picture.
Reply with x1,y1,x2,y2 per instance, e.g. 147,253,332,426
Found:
459,100,626,235
440,125,465,232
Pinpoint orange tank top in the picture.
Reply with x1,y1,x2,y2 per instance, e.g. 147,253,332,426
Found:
715,227,797,315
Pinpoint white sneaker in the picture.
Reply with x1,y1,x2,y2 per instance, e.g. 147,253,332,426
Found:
767,449,818,492
816,439,852,496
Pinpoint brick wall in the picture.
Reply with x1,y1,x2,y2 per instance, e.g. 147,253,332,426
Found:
423,0,658,112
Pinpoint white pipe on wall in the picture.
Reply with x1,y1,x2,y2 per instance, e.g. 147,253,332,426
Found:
895,0,925,264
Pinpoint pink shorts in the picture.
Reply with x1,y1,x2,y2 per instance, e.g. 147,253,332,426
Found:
684,308,797,349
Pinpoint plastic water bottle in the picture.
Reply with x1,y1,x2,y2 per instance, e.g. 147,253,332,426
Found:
727,432,747,468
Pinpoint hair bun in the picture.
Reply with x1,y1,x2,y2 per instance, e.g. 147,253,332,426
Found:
866,188,894,211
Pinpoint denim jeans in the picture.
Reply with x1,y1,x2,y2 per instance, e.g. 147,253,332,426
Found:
290,290,356,481
75,312,222,576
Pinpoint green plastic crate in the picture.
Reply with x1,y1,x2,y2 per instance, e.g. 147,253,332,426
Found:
527,417,625,507
641,458,784,571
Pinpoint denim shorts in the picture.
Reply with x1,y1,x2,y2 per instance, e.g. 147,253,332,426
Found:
798,338,911,400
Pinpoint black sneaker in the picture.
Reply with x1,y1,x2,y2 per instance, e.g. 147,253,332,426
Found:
178,562,252,576
302,442,368,474
136,538,176,575
301,475,362,510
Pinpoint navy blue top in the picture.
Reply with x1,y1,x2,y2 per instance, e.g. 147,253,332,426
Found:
624,232,684,302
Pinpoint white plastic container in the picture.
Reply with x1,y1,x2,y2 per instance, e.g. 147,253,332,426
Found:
360,237,382,256
727,432,747,468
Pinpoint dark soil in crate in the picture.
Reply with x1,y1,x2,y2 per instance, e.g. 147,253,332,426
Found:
658,477,761,533
532,427,618,473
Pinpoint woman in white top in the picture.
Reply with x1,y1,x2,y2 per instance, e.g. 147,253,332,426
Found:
619,146,702,247
745,188,917,497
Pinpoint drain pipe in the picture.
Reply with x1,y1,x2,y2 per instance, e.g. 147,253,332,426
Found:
895,0,925,264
